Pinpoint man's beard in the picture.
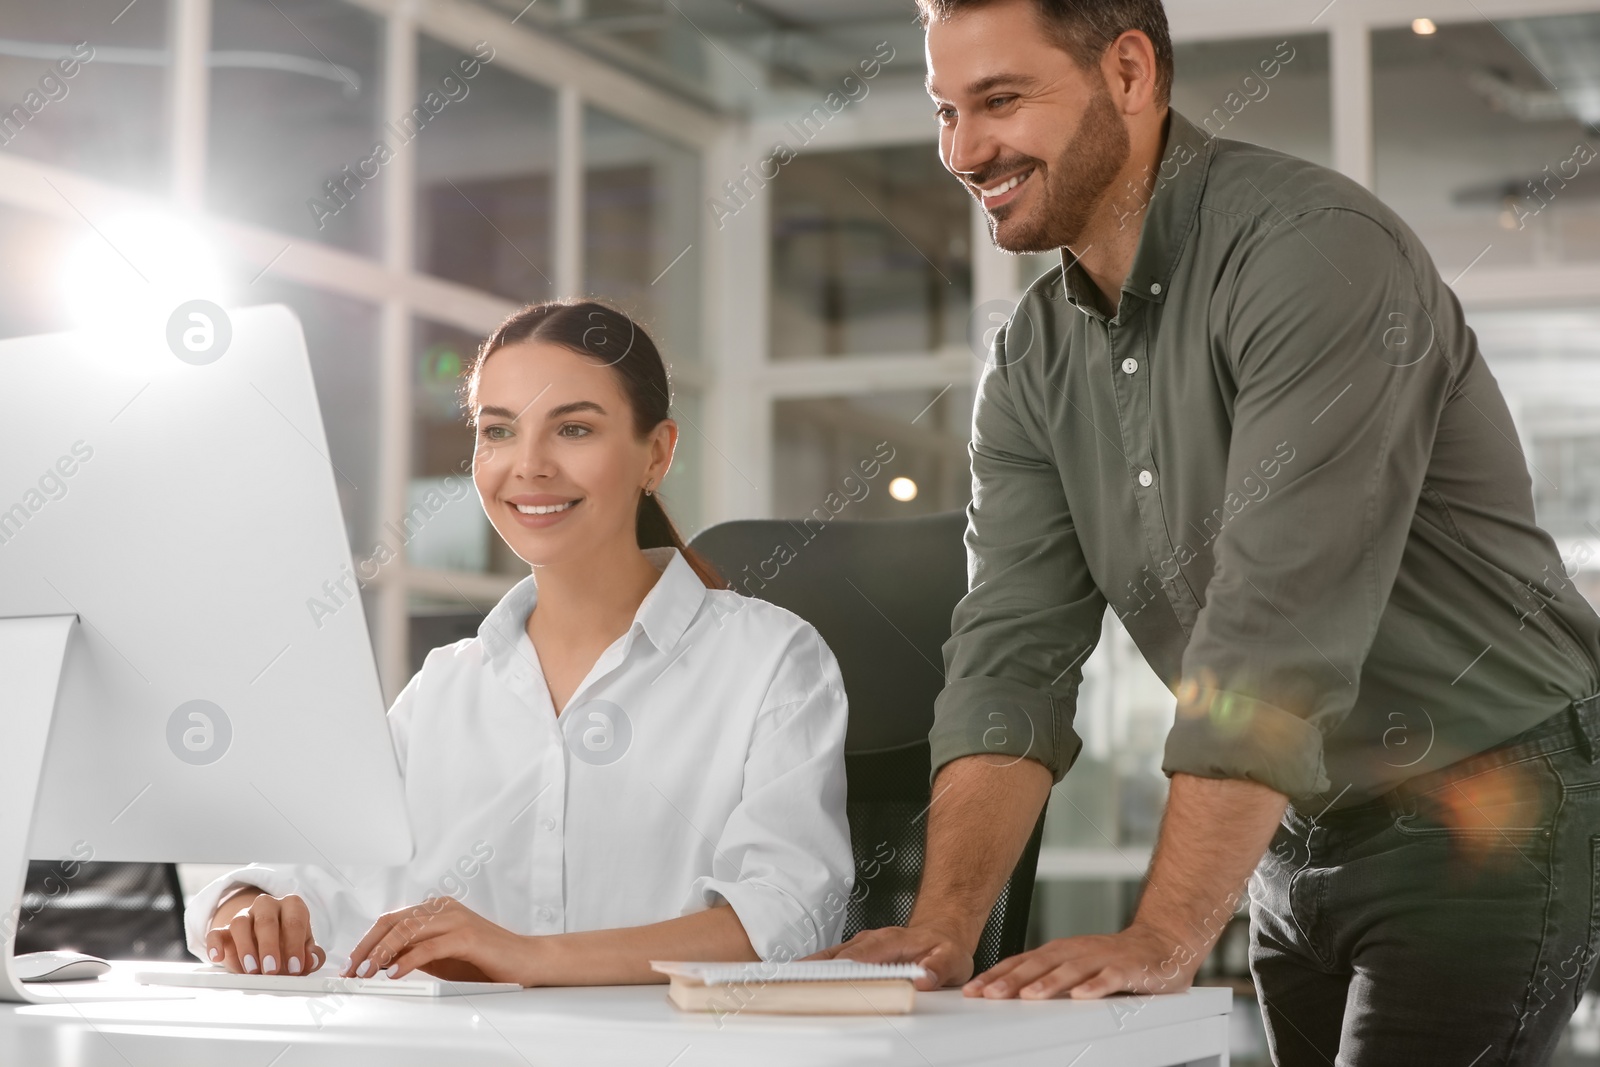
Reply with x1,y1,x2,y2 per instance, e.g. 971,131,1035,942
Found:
983,85,1131,254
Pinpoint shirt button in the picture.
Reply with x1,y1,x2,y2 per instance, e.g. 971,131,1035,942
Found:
537,906,553,922
1138,469,1155,487
1121,357,1139,374
1150,282,1162,295
542,817,556,831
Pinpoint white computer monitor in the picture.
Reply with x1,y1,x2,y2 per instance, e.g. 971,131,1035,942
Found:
0,304,412,1002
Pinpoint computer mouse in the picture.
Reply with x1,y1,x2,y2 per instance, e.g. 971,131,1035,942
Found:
14,950,112,982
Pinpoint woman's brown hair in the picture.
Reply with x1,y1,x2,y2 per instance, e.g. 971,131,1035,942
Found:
462,300,726,590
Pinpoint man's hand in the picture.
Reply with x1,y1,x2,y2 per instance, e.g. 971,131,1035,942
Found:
808,918,974,991
964,921,1200,1000
968,774,1284,1002
808,756,1053,990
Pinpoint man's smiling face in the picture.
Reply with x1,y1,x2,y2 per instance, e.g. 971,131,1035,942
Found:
926,0,1132,253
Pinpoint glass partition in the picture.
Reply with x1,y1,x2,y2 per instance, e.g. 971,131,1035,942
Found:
459,0,922,113
1375,14,1600,275
773,385,974,520
0,0,168,191
208,0,385,254
411,317,500,574
1171,34,1331,167
415,34,558,304
770,144,973,360
584,105,702,362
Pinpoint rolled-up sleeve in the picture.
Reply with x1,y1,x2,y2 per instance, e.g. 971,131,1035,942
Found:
929,317,1108,784
1165,207,1456,799
686,624,852,961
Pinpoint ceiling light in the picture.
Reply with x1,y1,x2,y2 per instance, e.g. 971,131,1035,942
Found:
1413,18,1438,35
889,477,918,502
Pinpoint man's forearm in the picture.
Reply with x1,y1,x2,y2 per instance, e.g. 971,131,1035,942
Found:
908,754,1053,949
1131,773,1286,961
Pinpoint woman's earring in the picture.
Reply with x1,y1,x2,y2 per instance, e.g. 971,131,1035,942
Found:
643,482,655,497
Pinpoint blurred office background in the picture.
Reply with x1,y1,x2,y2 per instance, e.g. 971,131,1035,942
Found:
4,0,1600,1059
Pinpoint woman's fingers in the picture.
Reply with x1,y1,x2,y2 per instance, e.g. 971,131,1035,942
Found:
250,897,283,974
345,905,434,977
350,899,464,978
228,910,261,974
203,928,237,972
367,907,454,975
204,894,327,976
277,896,312,975
344,912,401,977
386,930,467,981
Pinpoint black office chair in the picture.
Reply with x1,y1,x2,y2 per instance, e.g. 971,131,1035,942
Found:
14,860,190,961
691,511,1046,972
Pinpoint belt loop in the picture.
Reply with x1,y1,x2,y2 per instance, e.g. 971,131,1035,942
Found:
1571,695,1600,764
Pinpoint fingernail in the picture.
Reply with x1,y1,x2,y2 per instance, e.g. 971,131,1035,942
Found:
356,960,371,977
243,954,257,973
386,965,398,979
289,957,301,975
208,947,220,962
263,955,276,974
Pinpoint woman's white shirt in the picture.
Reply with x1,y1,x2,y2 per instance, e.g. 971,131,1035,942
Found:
184,547,854,967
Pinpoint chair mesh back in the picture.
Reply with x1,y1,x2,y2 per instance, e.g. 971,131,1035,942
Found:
843,743,1043,973
690,514,1047,972
14,861,189,961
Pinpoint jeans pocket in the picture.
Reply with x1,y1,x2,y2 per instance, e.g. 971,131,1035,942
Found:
1391,756,1557,845
1576,836,1600,1009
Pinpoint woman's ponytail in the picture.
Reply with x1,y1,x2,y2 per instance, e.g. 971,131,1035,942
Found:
637,491,727,589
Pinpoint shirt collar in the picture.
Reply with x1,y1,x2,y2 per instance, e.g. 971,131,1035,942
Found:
632,547,708,653
1060,108,1214,316
475,547,707,668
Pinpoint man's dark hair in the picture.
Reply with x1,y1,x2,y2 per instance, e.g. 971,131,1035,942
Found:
917,0,1174,106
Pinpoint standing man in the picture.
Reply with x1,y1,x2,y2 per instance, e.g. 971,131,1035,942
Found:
821,1,1600,1063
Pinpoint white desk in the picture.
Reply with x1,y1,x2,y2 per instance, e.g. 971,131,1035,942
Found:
0,963,1232,1067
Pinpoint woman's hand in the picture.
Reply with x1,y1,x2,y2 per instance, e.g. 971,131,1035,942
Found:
343,897,536,985
205,888,325,976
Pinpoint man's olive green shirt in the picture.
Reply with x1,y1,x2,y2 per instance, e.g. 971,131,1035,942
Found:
932,108,1600,811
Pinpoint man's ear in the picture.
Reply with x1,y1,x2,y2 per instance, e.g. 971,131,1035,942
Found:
1105,29,1160,113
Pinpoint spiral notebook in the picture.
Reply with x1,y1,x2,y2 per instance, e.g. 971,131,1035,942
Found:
650,961,927,1015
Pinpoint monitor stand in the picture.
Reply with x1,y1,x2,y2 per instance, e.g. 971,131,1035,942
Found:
0,614,77,1004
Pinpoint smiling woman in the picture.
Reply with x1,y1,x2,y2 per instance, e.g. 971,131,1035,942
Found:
184,299,853,990
464,301,725,589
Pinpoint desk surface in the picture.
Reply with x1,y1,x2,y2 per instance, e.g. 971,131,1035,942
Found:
0,962,1232,1067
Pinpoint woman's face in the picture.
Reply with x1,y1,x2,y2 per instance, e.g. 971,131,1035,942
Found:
472,340,675,569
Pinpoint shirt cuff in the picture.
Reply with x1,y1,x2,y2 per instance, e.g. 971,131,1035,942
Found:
1161,686,1330,800
182,865,335,970
930,676,1078,783
691,875,842,962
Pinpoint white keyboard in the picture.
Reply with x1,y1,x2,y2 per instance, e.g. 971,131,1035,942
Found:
135,966,522,998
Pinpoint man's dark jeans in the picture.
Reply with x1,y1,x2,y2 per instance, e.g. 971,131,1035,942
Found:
1250,695,1600,1066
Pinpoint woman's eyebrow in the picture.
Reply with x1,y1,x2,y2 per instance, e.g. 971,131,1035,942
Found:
546,400,606,419
476,400,606,421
